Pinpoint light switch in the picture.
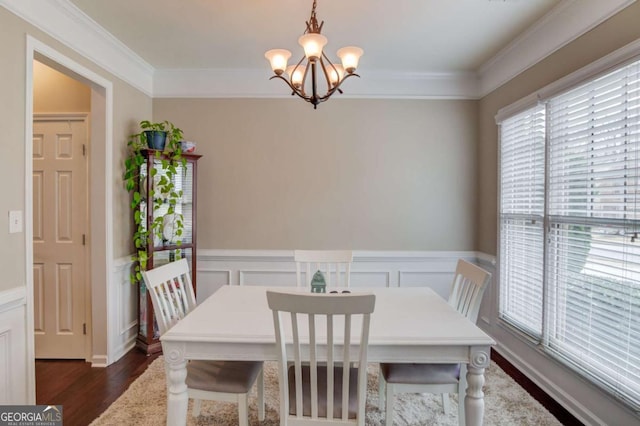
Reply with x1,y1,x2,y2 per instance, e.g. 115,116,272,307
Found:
9,210,23,233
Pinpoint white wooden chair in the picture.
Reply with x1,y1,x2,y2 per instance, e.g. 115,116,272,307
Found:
142,258,265,425
267,290,376,426
378,259,491,426
294,250,353,289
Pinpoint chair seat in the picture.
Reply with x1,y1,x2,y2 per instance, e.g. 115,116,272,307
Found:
187,360,263,394
287,365,358,419
380,363,460,385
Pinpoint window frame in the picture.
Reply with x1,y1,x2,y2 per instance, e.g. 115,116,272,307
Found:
496,40,640,410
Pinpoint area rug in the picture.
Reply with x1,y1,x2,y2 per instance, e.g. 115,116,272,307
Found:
91,358,561,425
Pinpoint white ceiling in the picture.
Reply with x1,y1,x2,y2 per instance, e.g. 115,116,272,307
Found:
3,0,634,98
67,0,560,72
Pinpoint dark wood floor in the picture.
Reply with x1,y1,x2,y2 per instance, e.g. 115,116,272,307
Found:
35,350,160,425
36,349,582,425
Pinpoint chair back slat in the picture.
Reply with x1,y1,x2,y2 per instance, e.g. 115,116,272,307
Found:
267,291,375,425
309,313,318,418
142,259,196,335
290,312,303,418
448,259,491,323
357,313,371,419
342,314,352,420
294,250,353,289
326,314,335,419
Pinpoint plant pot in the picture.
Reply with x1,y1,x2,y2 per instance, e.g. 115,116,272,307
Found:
144,131,168,150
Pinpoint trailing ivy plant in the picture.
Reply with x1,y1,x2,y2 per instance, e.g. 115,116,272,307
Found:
124,120,187,283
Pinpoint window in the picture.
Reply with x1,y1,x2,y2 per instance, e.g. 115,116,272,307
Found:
499,105,546,337
499,58,640,408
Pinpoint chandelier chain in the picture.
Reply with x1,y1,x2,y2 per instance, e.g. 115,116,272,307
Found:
306,0,323,34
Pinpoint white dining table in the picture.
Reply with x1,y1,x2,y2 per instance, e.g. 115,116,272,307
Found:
160,285,495,426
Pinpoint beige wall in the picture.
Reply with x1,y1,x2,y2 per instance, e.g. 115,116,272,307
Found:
477,2,640,255
153,98,478,250
0,8,29,292
0,6,152,286
33,60,90,113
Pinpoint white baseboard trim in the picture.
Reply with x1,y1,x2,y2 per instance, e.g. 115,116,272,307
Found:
91,355,109,368
494,341,603,426
110,340,136,366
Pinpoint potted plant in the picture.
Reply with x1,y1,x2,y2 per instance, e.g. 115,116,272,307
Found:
129,119,183,151
124,120,187,283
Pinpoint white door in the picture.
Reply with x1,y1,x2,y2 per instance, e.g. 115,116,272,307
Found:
33,115,88,359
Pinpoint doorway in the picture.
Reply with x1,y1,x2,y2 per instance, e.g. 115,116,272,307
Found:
25,36,115,401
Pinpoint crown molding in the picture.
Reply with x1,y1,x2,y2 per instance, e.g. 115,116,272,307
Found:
2,0,636,100
0,0,154,96
153,68,480,99
477,0,637,97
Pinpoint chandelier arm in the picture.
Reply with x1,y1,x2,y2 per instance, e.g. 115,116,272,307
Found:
319,54,336,90
317,72,360,102
290,56,309,97
269,75,316,104
300,60,310,97
269,72,359,104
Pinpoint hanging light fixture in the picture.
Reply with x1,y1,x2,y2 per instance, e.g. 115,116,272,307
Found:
264,0,363,109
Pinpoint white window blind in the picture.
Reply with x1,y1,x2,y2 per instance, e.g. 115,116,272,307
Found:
546,59,640,405
499,57,640,409
499,105,546,337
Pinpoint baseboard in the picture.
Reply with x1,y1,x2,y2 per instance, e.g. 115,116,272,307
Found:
110,340,137,366
91,355,109,368
490,350,584,426
494,342,602,426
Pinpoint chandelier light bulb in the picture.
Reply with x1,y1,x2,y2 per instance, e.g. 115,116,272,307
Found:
265,49,291,75
327,64,344,86
299,33,328,62
286,65,306,88
337,46,364,73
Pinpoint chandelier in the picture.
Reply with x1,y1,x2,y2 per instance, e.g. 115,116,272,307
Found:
264,0,363,109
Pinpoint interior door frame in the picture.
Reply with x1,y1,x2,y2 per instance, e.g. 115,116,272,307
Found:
25,36,114,402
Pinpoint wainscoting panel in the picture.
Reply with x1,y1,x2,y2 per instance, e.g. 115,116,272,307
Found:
197,250,484,301
239,270,297,287
110,258,138,364
0,327,9,403
399,271,453,295
351,271,391,288
0,287,28,404
196,270,231,302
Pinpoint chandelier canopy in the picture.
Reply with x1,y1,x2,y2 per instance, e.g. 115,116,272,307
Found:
264,0,363,109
